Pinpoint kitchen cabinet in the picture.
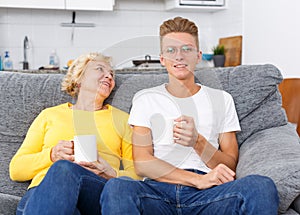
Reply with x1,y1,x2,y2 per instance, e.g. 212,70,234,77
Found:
65,0,114,11
0,0,114,11
0,0,64,9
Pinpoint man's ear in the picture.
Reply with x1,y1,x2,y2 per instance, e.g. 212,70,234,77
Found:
197,51,202,63
160,54,166,66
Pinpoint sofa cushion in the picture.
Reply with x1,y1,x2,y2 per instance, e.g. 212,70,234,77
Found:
109,64,287,147
0,193,21,215
107,72,169,113
0,141,29,197
0,72,71,143
0,72,71,201
236,123,300,213
292,195,300,213
195,64,287,146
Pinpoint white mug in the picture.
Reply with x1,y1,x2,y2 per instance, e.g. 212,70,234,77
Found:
74,135,97,162
157,118,177,145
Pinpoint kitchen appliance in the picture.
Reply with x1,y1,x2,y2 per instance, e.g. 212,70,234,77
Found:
60,11,95,43
178,0,225,6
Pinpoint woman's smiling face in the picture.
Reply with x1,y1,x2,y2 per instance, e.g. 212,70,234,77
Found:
79,60,115,99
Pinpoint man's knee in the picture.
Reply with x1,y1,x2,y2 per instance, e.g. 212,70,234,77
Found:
103,177,135,195
240,175,278,200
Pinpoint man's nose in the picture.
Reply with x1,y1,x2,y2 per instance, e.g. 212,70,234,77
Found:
175,48,184,61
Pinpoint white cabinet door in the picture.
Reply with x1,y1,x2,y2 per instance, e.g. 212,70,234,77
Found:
0,0,64,9
65,0,114,11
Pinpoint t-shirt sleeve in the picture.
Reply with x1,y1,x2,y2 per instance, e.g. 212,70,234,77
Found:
221,91,241,133
128,91,152,128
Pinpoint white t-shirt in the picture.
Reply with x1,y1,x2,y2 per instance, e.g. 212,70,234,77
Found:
128,84,241,173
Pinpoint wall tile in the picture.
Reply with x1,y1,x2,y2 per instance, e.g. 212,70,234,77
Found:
0,1,243,69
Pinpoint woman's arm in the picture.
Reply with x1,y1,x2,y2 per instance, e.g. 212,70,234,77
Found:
9,111,53,181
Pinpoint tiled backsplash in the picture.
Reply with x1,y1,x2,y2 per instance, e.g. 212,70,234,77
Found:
0,1,242,70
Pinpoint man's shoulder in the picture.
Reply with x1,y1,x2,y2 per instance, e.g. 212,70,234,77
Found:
134,84,166,98
201,85,231,98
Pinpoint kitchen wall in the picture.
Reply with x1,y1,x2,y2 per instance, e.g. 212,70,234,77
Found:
0,0,242,70
243,0,300,78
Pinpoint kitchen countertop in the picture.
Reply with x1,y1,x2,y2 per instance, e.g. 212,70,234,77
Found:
6,69,67,74
5,67,168,74
5,65,214,74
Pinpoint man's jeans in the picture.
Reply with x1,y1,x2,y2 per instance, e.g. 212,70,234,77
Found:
101,170,279,215
17,160,107,215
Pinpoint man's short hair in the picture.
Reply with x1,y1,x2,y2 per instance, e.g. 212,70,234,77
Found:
159,16,199,51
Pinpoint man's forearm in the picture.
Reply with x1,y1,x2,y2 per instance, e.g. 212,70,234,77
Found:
193,134,237,171
134,157,202,187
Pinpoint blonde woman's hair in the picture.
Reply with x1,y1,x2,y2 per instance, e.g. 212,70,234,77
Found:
159,16,199,51
61,52,112,97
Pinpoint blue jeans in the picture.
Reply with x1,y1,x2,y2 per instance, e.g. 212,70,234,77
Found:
17,160,107,215
101,171,279,215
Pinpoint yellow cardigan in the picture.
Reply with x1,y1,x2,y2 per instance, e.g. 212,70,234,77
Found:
10,103,139,189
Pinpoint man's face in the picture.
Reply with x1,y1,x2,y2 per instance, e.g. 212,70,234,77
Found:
160,32,201,80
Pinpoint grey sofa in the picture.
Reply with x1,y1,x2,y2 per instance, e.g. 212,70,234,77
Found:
0,64,300,215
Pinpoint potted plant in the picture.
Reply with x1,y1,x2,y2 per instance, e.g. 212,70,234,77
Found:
212,45,225,67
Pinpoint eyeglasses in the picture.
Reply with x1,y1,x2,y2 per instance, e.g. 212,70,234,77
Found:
162,45,197,58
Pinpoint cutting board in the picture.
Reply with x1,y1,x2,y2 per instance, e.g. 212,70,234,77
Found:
219,35,242,67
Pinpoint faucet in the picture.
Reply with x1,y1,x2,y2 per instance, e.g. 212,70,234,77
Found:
23,36,29,70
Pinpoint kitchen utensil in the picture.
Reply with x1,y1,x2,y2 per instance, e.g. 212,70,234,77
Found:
60,11,95,43
219,35,242,67
132,55,160,66
23,36,29,69
61,11,95,28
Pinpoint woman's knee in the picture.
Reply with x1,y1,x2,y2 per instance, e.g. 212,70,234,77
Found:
46,160,82,181
49,160,78,173
51,160,73,169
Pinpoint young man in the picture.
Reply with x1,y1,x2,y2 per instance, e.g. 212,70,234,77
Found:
101,17,279,214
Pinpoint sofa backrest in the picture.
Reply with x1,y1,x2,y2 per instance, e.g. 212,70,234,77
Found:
0,72,72,197
107,64,287,145
0,64,287,198
196,64,287,144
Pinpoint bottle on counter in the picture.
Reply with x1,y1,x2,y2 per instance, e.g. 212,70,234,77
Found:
49,50,59,68
3,51,13,71
0,55,3,71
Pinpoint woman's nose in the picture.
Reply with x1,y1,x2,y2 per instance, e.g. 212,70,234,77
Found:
104,72,113,81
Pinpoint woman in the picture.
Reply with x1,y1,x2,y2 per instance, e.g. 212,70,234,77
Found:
9,52,139,215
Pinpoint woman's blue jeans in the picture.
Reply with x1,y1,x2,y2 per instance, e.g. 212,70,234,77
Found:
16,160,107,215
101,171,279,215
